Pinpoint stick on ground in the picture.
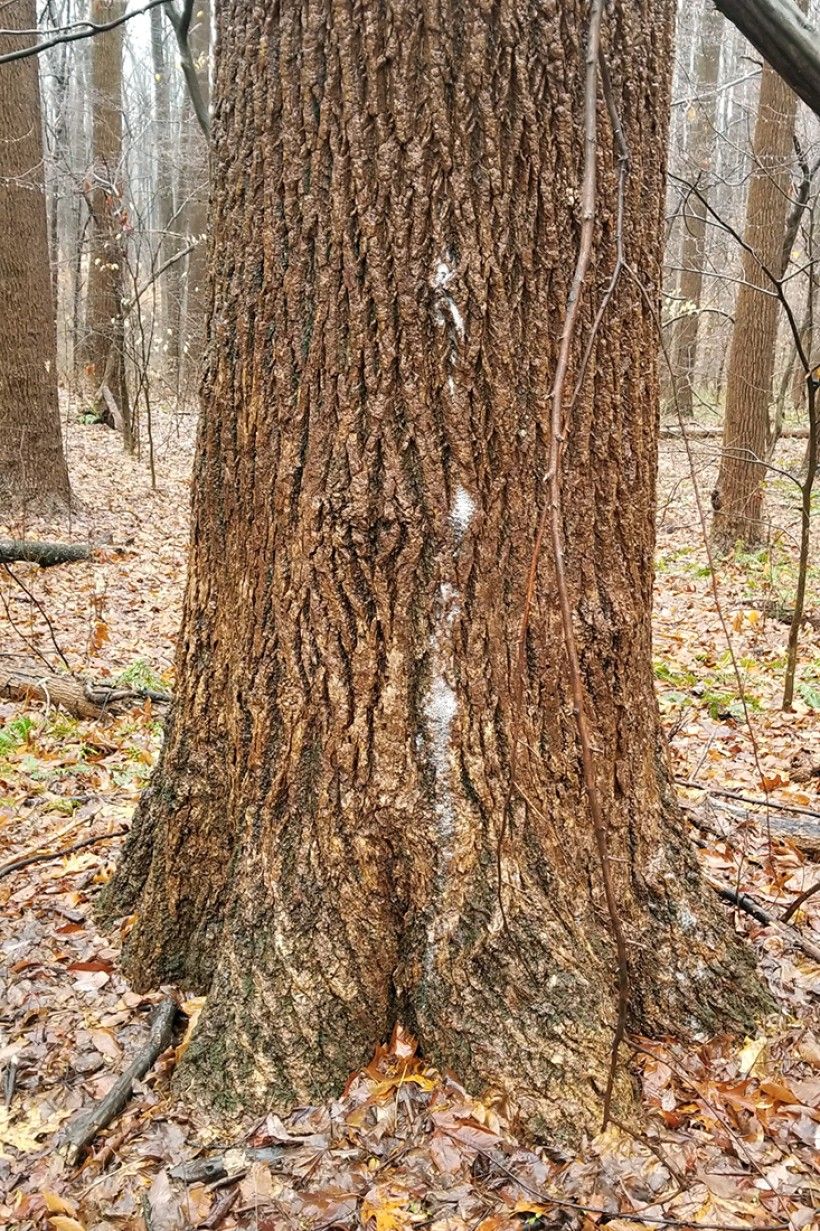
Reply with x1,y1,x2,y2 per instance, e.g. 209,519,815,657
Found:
60,998,178,1166
713,882,820,964
0,827,126,880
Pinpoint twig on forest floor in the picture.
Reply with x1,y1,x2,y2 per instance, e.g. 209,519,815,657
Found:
477,1150,788,1231
0,827,127,880
200,1187,239,1228
711,880,820,964
60,998,178,1166
0,808,100,874
677,778,820,823
781,876,820,922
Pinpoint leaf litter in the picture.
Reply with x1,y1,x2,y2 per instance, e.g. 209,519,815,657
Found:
0,422,818,1229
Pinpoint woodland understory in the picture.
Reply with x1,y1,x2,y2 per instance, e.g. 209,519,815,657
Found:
0,413,818,1231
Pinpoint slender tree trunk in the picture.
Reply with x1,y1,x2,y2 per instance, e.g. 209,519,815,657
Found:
672,5,723,419
101,0,767,1144
77,0,132,450
712,58,801,549
181,0,210,399
150,6,181,385
0,0,70,511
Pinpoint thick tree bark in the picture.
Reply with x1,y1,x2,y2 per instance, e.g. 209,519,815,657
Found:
712,58,800,550
102,0,767,1143
0,0,70,511
77,0,132,450
672,6,723,419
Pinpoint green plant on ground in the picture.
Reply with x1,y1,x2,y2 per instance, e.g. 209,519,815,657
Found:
0,715,36,755
116,658,166,693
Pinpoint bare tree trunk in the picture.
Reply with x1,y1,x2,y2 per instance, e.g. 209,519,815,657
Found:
101,0,767,1145
0,0,70,511
77,0,132,450
712,58,801,549
672,5,723,419
180,0,210,400
150,6,181,385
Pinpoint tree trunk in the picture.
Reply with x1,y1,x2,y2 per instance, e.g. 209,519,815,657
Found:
101,0,767,1144
672,5,723,419
712,59,800,549
180,0,210,401
150,6,182,386
0,0,71,511
77,0,132,450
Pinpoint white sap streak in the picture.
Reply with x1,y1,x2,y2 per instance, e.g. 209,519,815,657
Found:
421,581,461,984
450,485,474,539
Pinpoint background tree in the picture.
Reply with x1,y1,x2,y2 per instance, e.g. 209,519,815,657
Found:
180,0,210,394
0,0,70,510
77,0,131,448
150,5,181,385
101,0,766,1142
671,3,723,419
711,52,803,548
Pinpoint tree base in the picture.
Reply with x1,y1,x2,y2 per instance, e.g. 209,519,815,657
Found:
101,779,771,1145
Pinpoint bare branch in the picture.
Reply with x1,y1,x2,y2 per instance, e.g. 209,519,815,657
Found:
0,0,168,65
713,0,820,119
164,1,209,138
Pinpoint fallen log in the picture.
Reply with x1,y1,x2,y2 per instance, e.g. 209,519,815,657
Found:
0,538,91,567
0,667,171,719
659,426,810,440
678,778,820,857
169,1146,287,1185
60,998,178,1166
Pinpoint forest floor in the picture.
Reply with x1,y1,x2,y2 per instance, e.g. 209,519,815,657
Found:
0,416,819,1231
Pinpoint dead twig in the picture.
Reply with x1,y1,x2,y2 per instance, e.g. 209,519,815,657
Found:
711,880,820,964
0,827,126,880
60,998,178,1166
200,1187,240,1228
677,778,820,822
781,876,820,922
477,1150,787,1231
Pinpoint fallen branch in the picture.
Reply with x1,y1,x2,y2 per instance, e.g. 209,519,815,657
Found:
0,827,126,880
660,425,809,439
781,876,820,922
0,667,171,719
677,778,820,822
712,882,820,964
200,1188,240,1229
0,538,91,567
60,998,178,1166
